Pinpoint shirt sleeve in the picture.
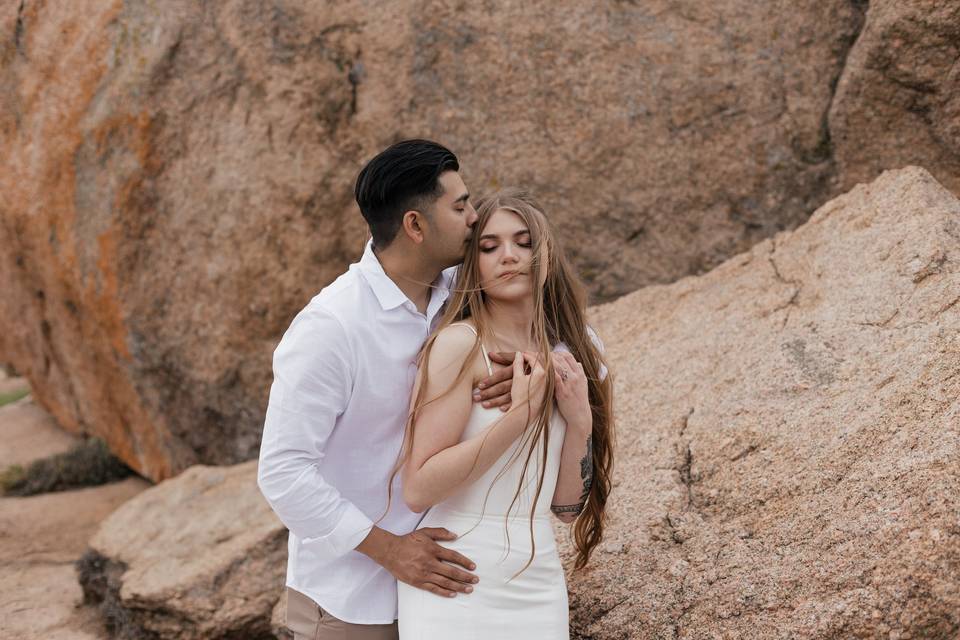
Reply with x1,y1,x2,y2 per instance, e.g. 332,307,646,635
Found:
585,325,609,382
257,305,373,564
554,326,609,382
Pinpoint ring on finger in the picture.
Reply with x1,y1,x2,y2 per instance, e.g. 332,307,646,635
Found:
559,368,569,381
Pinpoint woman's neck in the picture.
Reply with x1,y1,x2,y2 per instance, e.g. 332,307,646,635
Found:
481,298,537,351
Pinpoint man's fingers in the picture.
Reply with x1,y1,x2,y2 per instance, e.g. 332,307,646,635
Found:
486,393,511,409
477,379,512,402
420,527,458,541
430,572,474,594
482,392,511,408
488,351,515,366
436,546,477,572
422,582,457,598
476,367,513,394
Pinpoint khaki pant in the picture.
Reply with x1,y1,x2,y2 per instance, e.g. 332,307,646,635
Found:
285,587,399,640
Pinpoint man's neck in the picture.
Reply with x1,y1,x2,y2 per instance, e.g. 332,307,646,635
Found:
374,243,443,314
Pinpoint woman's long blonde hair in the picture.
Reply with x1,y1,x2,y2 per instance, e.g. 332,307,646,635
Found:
396,188,614,570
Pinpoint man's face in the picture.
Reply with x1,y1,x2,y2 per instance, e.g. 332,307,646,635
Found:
423,171,478,269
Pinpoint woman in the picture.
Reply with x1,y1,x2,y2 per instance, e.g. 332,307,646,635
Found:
394,188,614,639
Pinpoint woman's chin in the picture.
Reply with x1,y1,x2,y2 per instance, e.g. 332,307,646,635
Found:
482,283,533,304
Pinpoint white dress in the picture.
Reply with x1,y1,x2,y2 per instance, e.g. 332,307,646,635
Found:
397,324,569,639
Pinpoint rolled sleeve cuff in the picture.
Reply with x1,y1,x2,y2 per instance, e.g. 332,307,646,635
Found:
301,502,375,561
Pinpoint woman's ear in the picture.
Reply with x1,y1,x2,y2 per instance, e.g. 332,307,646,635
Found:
400,210,426,245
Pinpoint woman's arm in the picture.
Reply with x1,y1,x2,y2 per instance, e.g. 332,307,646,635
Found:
550,423,593,524
402,327,546,513
550,351,594,523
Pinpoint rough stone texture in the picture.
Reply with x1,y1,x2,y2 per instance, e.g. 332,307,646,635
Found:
0,394,148,640
0,392,74,467
0,0,873,480
831,0,960,197
81,460,286,640
564,166,960,638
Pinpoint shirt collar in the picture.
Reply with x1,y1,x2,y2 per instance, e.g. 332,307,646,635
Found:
357,240,454,319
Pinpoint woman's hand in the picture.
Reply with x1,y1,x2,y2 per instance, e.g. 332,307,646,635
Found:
552,351,591,432
508,351,547,416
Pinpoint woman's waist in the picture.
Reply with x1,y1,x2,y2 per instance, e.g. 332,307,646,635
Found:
417,508,563,575
421,503,555,525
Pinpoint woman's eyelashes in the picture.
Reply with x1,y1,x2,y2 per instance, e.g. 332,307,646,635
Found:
479,241,532,253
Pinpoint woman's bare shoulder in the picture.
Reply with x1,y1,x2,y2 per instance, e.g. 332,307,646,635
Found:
427,323,484,377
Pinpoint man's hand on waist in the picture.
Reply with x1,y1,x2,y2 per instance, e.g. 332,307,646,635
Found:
356,526,478,598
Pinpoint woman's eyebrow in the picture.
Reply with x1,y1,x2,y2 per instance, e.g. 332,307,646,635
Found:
479,229,531,241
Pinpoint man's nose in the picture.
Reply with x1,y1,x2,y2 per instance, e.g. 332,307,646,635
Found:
467,208,479,227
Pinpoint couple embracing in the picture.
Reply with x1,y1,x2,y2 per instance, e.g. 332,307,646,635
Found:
257,139,615,639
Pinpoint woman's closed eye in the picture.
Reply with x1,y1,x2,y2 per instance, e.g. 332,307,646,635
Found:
480,242,532,253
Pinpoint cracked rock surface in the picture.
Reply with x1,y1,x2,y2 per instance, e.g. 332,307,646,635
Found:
564,167,960,638
830,0,960,198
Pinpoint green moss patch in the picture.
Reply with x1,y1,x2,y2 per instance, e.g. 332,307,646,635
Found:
0,387,30,407
1,438,133,496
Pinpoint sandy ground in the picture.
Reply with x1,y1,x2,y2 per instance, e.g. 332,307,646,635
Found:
0,378,149,640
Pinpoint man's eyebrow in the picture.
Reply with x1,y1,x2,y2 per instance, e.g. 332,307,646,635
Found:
479,229,530,240
454,193,470,204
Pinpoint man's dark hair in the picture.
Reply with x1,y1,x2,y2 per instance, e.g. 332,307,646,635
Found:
354,139,460,249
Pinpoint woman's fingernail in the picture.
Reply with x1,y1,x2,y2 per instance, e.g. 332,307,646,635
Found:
478,382,486,389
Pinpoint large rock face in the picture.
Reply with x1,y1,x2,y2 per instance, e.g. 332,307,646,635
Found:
0,0,869,480
831,0,960,197
566,166,960,637
79,461,286,640
81,167,959,638
1,1,957,481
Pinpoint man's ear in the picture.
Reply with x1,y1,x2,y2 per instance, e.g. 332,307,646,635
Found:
401,210,426,245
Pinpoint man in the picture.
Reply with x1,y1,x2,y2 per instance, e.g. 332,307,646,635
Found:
257,140,513,639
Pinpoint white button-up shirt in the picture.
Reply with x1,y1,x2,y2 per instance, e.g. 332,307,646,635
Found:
258,241,454,624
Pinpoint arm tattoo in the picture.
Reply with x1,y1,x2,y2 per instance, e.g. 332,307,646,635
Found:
551,435,594,518
579,434,593,502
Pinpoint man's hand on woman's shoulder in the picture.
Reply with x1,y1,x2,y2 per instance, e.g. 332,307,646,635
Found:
475,351,519,411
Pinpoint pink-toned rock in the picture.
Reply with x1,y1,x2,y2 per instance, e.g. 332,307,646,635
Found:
0,0,870,480
831,0,960,197
563,166,960,637
80,461,286,640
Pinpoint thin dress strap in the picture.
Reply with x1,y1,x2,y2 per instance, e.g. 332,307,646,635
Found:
448,322,493,375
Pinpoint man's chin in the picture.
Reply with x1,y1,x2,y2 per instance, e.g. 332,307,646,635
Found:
440,254,465,271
